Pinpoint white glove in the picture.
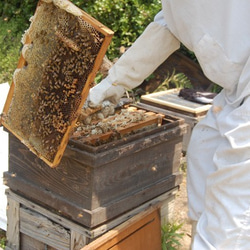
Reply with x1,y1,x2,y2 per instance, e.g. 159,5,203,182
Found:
89,10,180,106
88,78,125,106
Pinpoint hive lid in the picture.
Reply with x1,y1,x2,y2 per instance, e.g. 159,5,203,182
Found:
0,0,113,167
141,88,212,117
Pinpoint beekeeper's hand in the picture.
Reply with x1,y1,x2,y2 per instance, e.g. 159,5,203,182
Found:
80,99,116,124
88,78,125,107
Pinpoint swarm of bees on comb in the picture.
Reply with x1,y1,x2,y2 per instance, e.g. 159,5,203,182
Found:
2,0,113,166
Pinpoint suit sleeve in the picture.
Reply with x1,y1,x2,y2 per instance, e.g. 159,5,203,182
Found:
89,10,180,105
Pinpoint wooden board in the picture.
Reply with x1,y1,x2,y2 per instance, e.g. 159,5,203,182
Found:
0,83,9,231
81,207,161,250
1,0,113,168
5,188,178,250
141,88,211,117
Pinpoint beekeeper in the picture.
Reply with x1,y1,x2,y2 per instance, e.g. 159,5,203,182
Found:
88,1,250,249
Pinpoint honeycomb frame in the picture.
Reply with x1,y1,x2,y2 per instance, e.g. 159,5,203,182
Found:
1,0,113,167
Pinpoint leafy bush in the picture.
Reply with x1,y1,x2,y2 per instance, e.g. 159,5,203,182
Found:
0,0,37,30
0,0,161,83
0,229,6,249
0,19,23,83
0,0,36,83
75,0,162,59
153,70,193,93
162,221,184,250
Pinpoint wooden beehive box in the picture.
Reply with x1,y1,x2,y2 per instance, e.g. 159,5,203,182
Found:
6,188,176,250
4,109,187,228
1,0,113,167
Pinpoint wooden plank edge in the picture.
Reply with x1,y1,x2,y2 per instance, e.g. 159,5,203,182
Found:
81,206,161,250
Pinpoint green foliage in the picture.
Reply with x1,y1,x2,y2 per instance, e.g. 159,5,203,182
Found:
0,0,37,30
0,0,36,83
0,0,161,83
162,221,184,250
73,0,162,60
210,83,222,93
0,238,6,249
0,18,23,83
0,229,6,249
154,70,193,93
180,44,197,63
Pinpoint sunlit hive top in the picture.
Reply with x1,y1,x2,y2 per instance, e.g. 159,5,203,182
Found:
73,106,163,146
1,0,113,167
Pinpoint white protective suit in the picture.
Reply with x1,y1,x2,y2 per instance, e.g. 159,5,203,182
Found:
89,1,250,249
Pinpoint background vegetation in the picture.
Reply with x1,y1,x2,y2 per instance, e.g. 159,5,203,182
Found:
0,0,162,84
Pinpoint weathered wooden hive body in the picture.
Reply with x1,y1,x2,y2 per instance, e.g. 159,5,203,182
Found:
5,111,186,228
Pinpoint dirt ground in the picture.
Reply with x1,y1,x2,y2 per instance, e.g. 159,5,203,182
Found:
174,172,192,250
